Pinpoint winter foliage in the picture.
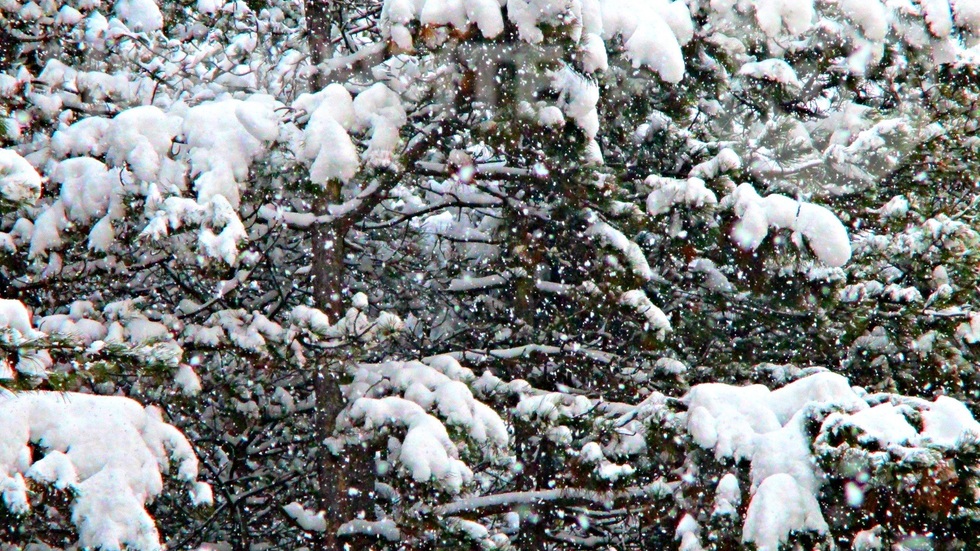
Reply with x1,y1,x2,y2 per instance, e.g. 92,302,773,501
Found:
2,0,980,548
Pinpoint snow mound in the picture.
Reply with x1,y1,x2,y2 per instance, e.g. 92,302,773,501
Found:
0,149,42,206
0,299,48,378
584,210,654,280
343,358,509,493
727,183,852,267
684,371,980,550
620,289,671,339
0,392,211,551
602,0,689,82
738,59,802,89
381,0,690,80
646,176,718,215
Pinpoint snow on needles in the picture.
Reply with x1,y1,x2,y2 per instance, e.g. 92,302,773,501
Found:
0,149,42,206
684,372,980,550
381,0,693,82
342,357,509,493
297,82,407,184
0,392,211,551
726,183,852,267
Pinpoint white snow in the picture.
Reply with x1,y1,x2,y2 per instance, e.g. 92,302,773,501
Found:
646,176,718,215
180,96,280,207
684,371,980,549
742,473,828,550
952,0,980,32
584,212,654,280
751,0,814,37
337,519,401,541
0,149,42,206
839,0,889,41
381,0,690,80
343,360,509,493
0,392,210,550
284,502,327,532
349,396,474,492
175,364,203,395
713,473,740,516
105,106,179,183
601,0,687,82
552,67,600,140
922,0,953,37
727,183,852,267
956,312,980,344
920,396,980,447
738,59,803,89
114,0,163,31
301,85,360,184
351,83,408,167
51,157,116,224
0,299,42,342
620,289,671,339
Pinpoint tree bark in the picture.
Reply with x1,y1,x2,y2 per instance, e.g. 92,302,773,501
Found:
305,0,376,536
304,0,332,90
309,179,376,549
302,3,374,547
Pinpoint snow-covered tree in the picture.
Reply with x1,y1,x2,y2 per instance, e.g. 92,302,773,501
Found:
2,0,980,548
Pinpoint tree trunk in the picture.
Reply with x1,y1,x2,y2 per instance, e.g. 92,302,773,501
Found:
304,0,332,89
309,182,376,548
302,3,374,547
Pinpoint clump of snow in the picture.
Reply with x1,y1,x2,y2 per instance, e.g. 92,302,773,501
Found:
726,183,851,267
299,84,360,184
179,96,281,207
552,66,600,140
338,518,401,541
538,105,566,127
351,83,408,167
920,395,980,447
853,527,884,550
0,392,210,550
584,210,654,280
685,371,980,550
602,0,688,82
283,502,327,532
689,148,741,180
713,473,740,516
738,59,802,89
620,289,671,339
37,312,107,346
105,106,180,183
114,0,164,31
342,360,509,493
348,396,474,492
0,149,42,206
751,0,814,37
175,364,203,395
742,473,828,550
922,0,954,37
956,312,980,344
839,0,889,41
0,300,51,380
0,299,42,342
579,441,636,481
646,176,718,216
381,0,689,80
51,157,118,225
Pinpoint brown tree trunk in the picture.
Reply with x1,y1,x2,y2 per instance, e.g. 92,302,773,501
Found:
309,182,375,548
302,3,374,547
304,0,332,89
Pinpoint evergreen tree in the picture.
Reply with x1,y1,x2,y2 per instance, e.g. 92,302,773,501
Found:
1,0,980,549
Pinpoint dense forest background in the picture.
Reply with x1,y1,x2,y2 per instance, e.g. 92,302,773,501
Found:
2,0,980,549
